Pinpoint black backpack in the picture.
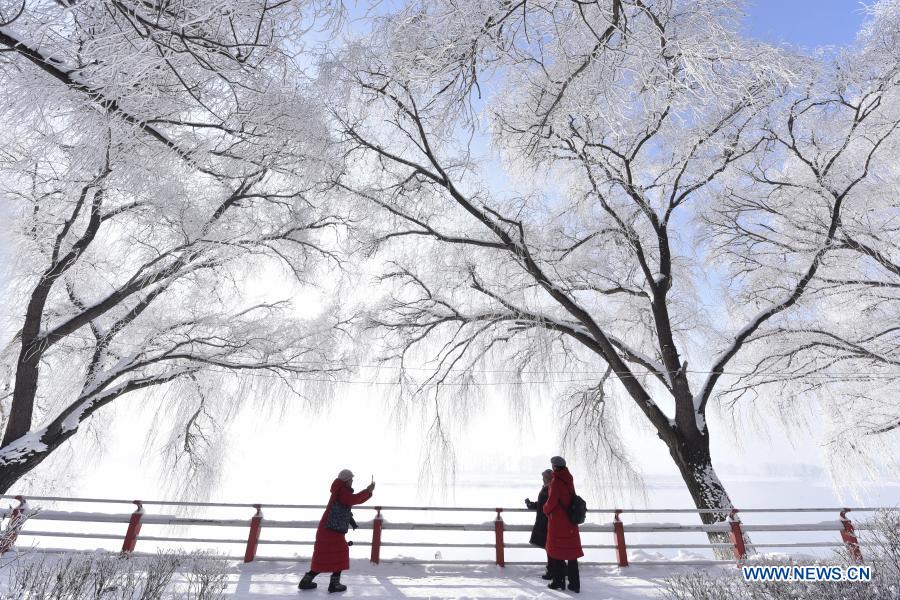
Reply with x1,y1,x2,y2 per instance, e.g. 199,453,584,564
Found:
564,480,587,525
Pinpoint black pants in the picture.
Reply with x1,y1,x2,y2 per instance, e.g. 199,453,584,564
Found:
549,558,579,589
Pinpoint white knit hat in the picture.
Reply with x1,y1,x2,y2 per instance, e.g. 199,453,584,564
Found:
337,469,354,482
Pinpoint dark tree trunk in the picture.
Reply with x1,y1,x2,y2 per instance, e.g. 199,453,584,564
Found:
2,287,52,449
0,455,49,495
3,342,43,449
0,427,61,495
1,408,95,494
665,427,742,558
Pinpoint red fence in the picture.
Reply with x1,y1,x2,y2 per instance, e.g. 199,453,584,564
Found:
0,495,880,566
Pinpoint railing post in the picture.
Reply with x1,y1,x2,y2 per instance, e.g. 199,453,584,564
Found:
0,495,27,554
243,504,263,563
613,509,628,567
121,500,144,555
728,509,746,562
839,509,863,563
370,506,383,564
494,508,505,567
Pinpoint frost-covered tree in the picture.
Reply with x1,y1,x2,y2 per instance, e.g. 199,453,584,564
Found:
326,0,899,531
0,0,344,493
712,0,900,474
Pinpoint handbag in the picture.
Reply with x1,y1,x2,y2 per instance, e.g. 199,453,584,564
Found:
325,490,353,533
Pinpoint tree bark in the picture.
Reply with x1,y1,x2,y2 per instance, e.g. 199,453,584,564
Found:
664,426,741,557
0,453,51,495
2,287,52,448
0,424,69,494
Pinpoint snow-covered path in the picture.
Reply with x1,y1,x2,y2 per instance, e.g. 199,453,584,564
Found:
224,559,708,599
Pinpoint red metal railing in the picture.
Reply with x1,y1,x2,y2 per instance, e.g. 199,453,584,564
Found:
0,495,884,566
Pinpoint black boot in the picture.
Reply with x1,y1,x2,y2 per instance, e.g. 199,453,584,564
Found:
541,557,552,580
566,559,580,593
547,558,565,590
298,571,318,590
328,572,347,593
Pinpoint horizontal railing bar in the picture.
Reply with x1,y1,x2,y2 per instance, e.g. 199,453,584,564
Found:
256,539,373,547
749,542,845,548
19,530,259,545
606,524,732,533
136,536,247,544
381,523,497,531
19,531,124,541
363,559,531,566
1,495,888,514
254,519,335,529
381,542,496,548
741,523,844,532
27,512,132,523
625,560,735,566
143,517,251,527
628,543,733,549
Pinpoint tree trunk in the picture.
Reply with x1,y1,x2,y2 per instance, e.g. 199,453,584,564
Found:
2,343,42,448
666,429,743,558
2,288,51,449
0,416,79,494
0,429,61,495
0,459,43,496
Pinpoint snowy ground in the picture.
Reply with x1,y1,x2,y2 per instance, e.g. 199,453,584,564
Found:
0,556,711,599
0,548,726,599
220,559,711,599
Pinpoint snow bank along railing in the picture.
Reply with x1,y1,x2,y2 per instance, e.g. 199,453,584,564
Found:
0,495,882,567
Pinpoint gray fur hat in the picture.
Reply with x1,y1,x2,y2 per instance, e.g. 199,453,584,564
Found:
550,456,566,468
337,469,354,482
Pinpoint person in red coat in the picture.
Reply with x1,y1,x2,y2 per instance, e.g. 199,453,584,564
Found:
543,456,583,593
299,469,375,593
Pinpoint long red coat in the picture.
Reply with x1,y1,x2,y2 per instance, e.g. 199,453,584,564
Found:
310,479,372,572
542,468,584,560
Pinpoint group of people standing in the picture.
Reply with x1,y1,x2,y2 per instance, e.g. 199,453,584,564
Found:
525,456,582,593
298,456,584,594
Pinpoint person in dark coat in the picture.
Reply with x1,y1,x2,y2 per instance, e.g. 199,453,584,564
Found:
543,456,584,593
525,469,553,579
299,469,375,593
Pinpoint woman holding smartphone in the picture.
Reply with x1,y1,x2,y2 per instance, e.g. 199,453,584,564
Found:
299,469,376,593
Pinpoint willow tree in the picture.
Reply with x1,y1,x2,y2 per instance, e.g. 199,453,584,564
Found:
711,0,900,475
0,0,344,494
326,0,898,530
